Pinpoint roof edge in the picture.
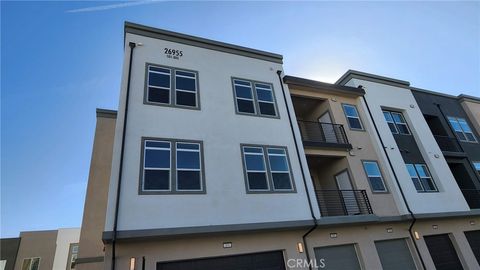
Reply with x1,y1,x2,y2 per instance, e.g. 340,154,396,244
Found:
458,94,480,103
96,108,117,119
124,21,283,64
336,69,410,88
284,75,365,96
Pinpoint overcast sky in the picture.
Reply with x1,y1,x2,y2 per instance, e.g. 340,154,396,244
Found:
1,1,479,237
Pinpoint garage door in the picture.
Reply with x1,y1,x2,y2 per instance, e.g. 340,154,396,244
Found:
424,234,463,270
375,238,416,270
314,244,361,270
156,250,285,270
465,230,480,264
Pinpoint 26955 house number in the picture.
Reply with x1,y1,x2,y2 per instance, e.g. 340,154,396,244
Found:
164,48,183,59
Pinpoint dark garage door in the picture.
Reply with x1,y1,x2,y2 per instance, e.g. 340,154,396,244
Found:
424,234,463,270
375,238,417,270
156,250,285,270
465,230,480,264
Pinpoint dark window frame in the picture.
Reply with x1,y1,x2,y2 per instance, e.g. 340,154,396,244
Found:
144,63,200,110
240,144,296,193
231,77,280,119
139,137,206,195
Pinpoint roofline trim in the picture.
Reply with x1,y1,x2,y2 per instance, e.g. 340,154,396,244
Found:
336,69,410,88
124,21,283,64
96,108,117,119
284,75,365,96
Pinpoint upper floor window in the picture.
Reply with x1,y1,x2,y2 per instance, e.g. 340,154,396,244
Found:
362,161,387,192
473,162,480,175
448,117,477,143
232,78,278,118
342,104,363,130
241,145,294,192
141,138,204,194
406,164,437,192
22,258,40,270
146,64,199,109
383,110,410,135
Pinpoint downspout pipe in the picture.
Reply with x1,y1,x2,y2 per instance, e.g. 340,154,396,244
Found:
276,70,318,270
434,103,480,184
360,92,426,270
111,42,137,270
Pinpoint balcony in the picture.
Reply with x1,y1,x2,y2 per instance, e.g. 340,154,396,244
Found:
298,120,351,149
434,135,463,153
315,189,373,217
461,189,480,209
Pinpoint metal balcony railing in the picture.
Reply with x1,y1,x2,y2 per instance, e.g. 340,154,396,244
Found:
434,135,463,153
298,120,350,148
315,189,373,217
461,189,480,209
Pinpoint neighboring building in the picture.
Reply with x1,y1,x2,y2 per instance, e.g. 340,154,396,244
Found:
0,238,20,270
76,109,117,270
76,22,480,269
337,70,480,270
0,228,79,270
411,88,480,209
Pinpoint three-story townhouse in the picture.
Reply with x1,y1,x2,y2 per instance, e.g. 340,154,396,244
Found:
76,22,480,270
101,22,319,270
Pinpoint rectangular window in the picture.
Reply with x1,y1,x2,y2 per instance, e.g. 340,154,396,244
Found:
406,164,437,192
267,148,293,190
383,111,398,134
232,78,278,117
342,104,364,130
362,161,387,192
233,79,256,114
242,145,294,192
383,110,410,135
146,64,199,109
474,162,480,174
176,142,201,191
22,258,40,270
448,116,477,143
142,138,204,193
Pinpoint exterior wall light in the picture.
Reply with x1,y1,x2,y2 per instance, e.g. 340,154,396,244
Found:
223,242,232,248
414,231,420,240
129,257,136,270
297,242,304,253
470,220,476,225
330,233,338,238
386,228,393,233
432,225,438,230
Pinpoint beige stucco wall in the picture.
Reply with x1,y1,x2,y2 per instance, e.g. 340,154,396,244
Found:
460,98,480,135
290,87,403,217
103,216,480,270
14,231,57,270
104,230,307,270
77,112,117,270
